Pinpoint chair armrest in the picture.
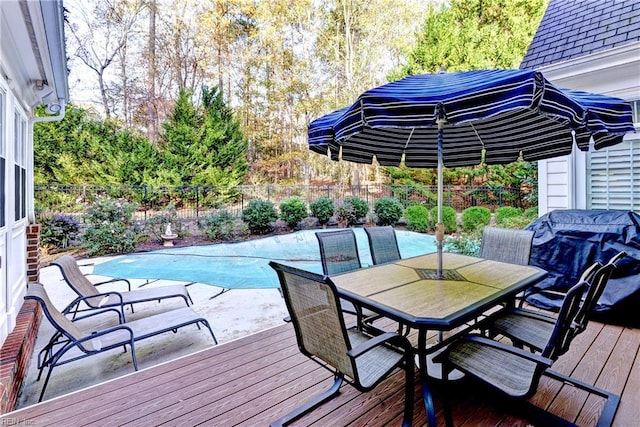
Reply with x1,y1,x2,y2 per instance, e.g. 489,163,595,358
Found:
443,335,553,368
62,292,126,322
518,288,567,308
90,276,132,292
75,324,135,351
347,332,412,358
504,307,557,324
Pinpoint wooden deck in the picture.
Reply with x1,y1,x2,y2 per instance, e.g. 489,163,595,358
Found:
2,318,639,426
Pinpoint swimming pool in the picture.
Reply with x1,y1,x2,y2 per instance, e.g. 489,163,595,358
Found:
93,228,437,289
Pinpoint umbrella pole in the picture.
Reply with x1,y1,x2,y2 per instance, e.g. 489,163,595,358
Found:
436,119,445,279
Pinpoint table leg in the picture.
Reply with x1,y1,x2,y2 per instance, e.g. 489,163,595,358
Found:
418,330,437,427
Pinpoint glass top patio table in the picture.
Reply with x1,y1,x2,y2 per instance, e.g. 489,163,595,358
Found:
330,252,547,426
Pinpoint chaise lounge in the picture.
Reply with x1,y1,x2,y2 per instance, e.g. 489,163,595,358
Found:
26,282,217,402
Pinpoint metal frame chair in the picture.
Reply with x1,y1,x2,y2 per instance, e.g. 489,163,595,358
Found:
479,227,534,265
365,226,401,265
52,255,192,318
488,252,625,353
269,261,414,427
26,283,216,402
315,229,363,275
315,229,370,321
438,278,620,426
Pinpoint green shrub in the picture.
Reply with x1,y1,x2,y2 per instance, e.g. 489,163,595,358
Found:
144,205,185,242
335,196,369,227
524,207,538,220
343,196,369,222
242,199,278,234
335,201,357,227
198,210,247,241
81,198,138,256
495,206,522,227
461,206,491,231
430,206,458,233
310,196,335,226
40,214,81,248
373,197,403,226
444,230,482,256
279,197,307,230
501,216,534,230
405,205,430,233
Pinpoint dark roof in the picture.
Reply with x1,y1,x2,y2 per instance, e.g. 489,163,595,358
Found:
521,0,640,69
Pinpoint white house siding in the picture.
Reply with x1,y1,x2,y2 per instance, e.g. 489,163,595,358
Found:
0,76,28,344
0,0,68,346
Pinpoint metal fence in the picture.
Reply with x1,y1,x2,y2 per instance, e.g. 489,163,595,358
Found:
34,183,531,221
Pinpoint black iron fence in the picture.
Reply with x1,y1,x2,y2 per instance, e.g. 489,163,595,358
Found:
34,183,531,221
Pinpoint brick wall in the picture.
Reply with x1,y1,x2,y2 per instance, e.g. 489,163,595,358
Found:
0,223,42,414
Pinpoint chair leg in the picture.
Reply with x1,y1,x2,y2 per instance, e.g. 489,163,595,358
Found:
200,319,218,345
38,365,55,402
270,374,343,427
545,370,620,427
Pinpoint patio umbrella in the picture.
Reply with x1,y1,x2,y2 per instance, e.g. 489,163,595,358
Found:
308,69,635,278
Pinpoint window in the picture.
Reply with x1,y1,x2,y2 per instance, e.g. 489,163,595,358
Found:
14,112,26,221
587,100,640,212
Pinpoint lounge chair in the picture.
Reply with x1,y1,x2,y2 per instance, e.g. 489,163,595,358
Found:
364,226,401,265
437,277,620,426
269,262,414,427
51,255,192,318
26,283,217,402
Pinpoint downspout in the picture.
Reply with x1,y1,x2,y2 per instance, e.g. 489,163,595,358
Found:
27,99,66,222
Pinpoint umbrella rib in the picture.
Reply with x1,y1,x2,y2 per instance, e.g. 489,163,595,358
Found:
404,128,415,151
469,123,485,150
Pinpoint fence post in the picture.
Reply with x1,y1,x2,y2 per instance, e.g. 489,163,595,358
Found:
196,186,200,218
498,186,503,208
143,185,148,221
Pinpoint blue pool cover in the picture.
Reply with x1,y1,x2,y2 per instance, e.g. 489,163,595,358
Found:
93,229,437,289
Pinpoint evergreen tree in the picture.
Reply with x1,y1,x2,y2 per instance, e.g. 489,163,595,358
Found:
160,86,249,187
390,0,547,78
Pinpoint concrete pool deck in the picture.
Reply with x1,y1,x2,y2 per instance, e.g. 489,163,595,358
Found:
16,256,289,408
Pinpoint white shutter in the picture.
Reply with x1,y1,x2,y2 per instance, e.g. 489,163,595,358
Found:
587,101,640,212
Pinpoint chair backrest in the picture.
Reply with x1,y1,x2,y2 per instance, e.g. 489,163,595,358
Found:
479,227,534,265
574,251,625,332
315,230,362,275
364,226,401,265
25,283,98,351
51,255,103,307
542,280,589,360
269,261,356,379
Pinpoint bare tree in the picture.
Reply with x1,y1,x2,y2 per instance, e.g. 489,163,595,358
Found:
67,0,145,119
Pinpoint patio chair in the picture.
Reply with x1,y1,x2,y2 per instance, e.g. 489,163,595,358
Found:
315,230,365,316
479,227,534,265
315,229,363,274
437,278,620,426
269,261,414,427
26,282,216,402
365,226,401,265
487,251,625,353
52,255,193,319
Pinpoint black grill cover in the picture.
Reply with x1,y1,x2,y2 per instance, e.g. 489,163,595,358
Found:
524,209,640,326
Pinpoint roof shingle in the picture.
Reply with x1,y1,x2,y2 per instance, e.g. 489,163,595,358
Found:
521,0,640,69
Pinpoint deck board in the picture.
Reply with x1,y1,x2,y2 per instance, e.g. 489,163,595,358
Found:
1,318,637,427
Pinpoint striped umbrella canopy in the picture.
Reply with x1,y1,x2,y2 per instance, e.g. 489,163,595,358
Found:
308,69,635,277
